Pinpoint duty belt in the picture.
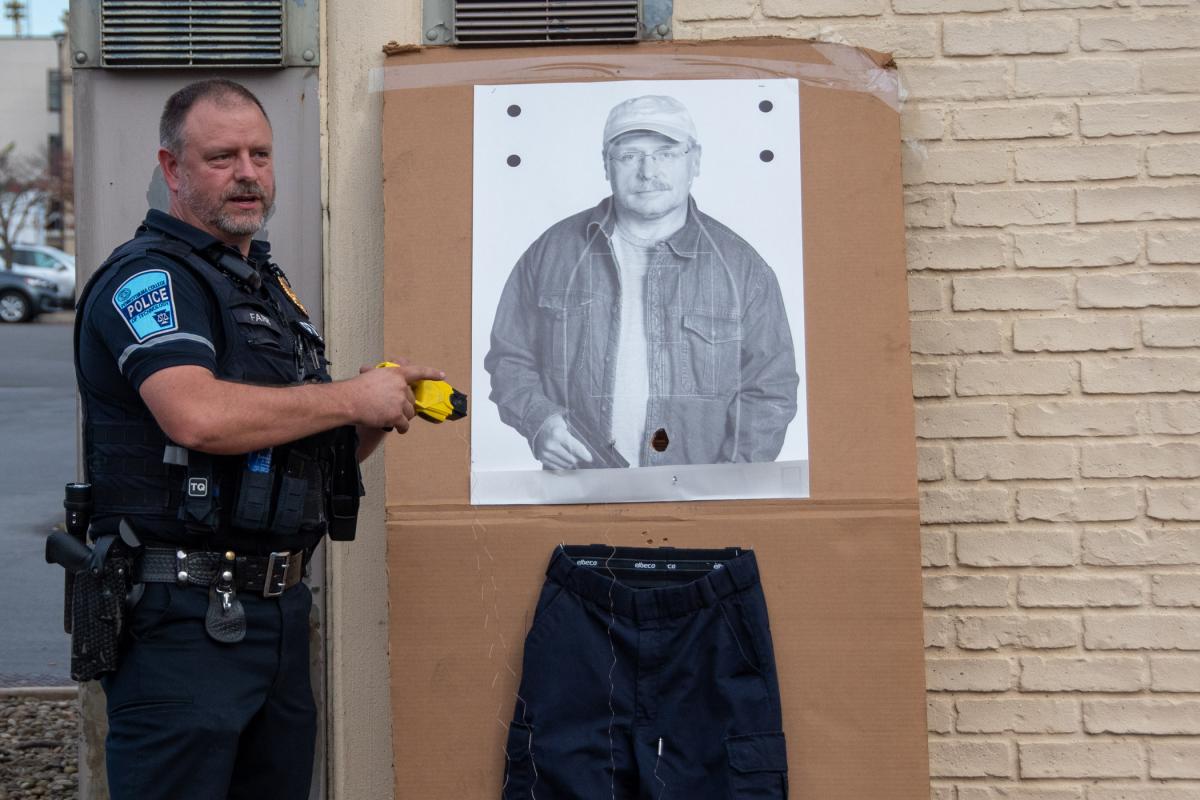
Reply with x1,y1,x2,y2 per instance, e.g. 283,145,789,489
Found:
137,548,304,597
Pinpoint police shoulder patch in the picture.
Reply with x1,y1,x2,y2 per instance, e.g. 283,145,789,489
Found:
111,269,179,343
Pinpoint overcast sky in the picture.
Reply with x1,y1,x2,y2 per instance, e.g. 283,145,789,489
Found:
7,0,68,36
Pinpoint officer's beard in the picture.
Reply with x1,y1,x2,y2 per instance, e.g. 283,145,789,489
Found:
180,178,274,238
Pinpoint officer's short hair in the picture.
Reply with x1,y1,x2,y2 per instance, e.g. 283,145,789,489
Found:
160,79,270,154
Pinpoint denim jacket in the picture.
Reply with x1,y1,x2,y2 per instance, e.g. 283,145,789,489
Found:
485,196,799,467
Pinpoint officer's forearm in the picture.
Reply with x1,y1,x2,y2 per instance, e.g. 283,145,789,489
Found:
355,425,387,462
140,365,367,454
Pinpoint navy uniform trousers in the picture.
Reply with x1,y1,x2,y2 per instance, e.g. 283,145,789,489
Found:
101,581,316,800
503,546,788,799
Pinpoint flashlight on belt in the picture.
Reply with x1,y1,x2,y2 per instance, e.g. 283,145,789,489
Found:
376,362,468,424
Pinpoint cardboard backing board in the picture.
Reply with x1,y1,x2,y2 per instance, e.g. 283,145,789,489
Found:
381,38,925,798
388,507,925,798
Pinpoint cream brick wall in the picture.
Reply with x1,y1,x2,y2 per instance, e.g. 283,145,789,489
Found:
673,0,1200,795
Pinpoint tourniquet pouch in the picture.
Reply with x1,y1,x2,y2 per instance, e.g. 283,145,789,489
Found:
502,545,788,800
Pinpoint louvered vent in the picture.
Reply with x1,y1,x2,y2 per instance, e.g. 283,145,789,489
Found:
101,0,285,68
453,0,640,45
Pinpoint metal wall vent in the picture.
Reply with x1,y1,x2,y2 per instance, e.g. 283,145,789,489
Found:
453,0,640,45
100,0,285,68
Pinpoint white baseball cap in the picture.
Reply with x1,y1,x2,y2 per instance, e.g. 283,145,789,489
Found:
603,95,698,149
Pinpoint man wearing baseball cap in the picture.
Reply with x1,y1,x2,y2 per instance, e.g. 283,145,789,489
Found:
485,94,798,469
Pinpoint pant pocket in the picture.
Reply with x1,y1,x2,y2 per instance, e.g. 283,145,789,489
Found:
726,731,788,799
126,583,176,642
501,721,536,799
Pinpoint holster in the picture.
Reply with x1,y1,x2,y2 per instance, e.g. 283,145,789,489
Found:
69,535,138,682
327,425,363,541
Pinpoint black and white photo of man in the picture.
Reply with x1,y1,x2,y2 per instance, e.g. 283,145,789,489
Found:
484,94,800,471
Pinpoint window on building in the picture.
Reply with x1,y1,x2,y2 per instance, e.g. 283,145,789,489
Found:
47,70,62,112
48,134,63,178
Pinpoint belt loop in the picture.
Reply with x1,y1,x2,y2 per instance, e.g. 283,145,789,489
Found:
632,590,650,623
728,553,757,591
660,590,678,619
546,547,565,580
698,578,718,607
700,563,729,599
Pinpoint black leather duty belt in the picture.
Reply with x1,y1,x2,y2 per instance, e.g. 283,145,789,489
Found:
137,548,304,598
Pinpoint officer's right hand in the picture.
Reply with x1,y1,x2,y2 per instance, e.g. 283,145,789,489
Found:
352,360,445,433
534,414,593,470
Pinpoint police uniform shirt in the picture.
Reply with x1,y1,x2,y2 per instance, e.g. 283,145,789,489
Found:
78,211,274,538
80,211,233,401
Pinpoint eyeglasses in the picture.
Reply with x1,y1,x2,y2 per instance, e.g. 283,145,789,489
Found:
608,145,691,168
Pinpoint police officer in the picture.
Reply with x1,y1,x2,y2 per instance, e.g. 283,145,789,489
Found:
74,79,441,799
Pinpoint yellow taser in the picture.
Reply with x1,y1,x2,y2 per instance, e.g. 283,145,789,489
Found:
376,362,468,423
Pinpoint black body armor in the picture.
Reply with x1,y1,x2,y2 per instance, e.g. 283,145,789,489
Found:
75,223,362,554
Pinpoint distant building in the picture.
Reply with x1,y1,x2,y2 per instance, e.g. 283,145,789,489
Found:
52,24,74,254
0,35,70,250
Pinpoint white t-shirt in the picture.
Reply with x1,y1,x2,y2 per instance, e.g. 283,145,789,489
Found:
609,227,656,466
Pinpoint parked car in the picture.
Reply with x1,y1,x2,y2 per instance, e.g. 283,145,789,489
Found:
5,244,76,308
0,271,60,323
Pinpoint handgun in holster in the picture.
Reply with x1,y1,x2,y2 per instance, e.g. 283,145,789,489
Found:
45,484,143,682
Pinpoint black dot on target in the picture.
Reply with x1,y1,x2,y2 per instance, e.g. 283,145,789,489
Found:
759,100,774,113
507,104,522,117
507,154,522,167
759,150,775,163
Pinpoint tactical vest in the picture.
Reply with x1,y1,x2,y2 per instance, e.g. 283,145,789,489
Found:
75,228,362,553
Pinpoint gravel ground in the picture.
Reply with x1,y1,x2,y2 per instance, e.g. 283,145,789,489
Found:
0,699,78,800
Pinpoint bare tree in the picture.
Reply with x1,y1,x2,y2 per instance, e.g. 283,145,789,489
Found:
43,147,74,252
0,142,50,269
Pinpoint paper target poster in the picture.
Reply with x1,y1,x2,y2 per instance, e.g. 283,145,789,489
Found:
471,79,808,505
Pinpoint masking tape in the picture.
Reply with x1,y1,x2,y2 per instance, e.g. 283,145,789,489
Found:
369,41,901,112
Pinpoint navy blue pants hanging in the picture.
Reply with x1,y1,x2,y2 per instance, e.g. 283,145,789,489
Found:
503,545,788,800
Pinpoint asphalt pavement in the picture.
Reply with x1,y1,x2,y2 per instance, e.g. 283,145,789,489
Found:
0,313,76,686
